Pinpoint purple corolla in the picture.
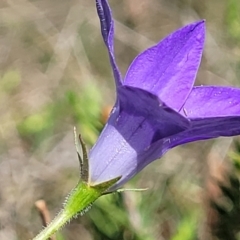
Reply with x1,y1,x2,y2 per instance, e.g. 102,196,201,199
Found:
89,0,240,189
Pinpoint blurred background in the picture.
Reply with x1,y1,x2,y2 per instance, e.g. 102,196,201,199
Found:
0,0,240,239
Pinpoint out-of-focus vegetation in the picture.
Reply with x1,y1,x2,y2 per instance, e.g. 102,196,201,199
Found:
0,0,240,239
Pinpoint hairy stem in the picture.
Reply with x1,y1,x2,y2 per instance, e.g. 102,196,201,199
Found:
32,181,100,240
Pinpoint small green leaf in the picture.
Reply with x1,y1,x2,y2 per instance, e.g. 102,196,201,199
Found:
0,70,21,93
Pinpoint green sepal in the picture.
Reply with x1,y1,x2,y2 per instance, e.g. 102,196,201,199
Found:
103,187,148,196
74,127,89,182
65,176,121,218
90,176,121,191
116,187,148,193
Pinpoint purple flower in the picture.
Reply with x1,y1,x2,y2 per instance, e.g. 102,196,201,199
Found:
89,0,240,190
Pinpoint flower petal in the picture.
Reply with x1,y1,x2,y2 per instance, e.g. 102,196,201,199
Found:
125,85,240,185
180,86,240,118
124,21,205,111
117,86,190,137
157,117,240,150
89,86,189,185
127,116,240,190
96,0,122,86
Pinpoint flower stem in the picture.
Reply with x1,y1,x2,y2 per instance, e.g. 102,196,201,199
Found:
32,176,121,240
32,181,101,240
32,210,67,240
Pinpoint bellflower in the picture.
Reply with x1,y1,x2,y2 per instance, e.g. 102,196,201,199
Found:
89,0,240,190
33,1,240,239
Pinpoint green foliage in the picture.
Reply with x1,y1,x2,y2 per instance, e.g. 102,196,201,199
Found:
0,70,21,93
171,215,197,240
210,141,240,240
65,84,103,145
89,194,142,240
210,175,240,240
17,105,55,147
17,83,103,149
225,0,240,42
230,141,240,172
